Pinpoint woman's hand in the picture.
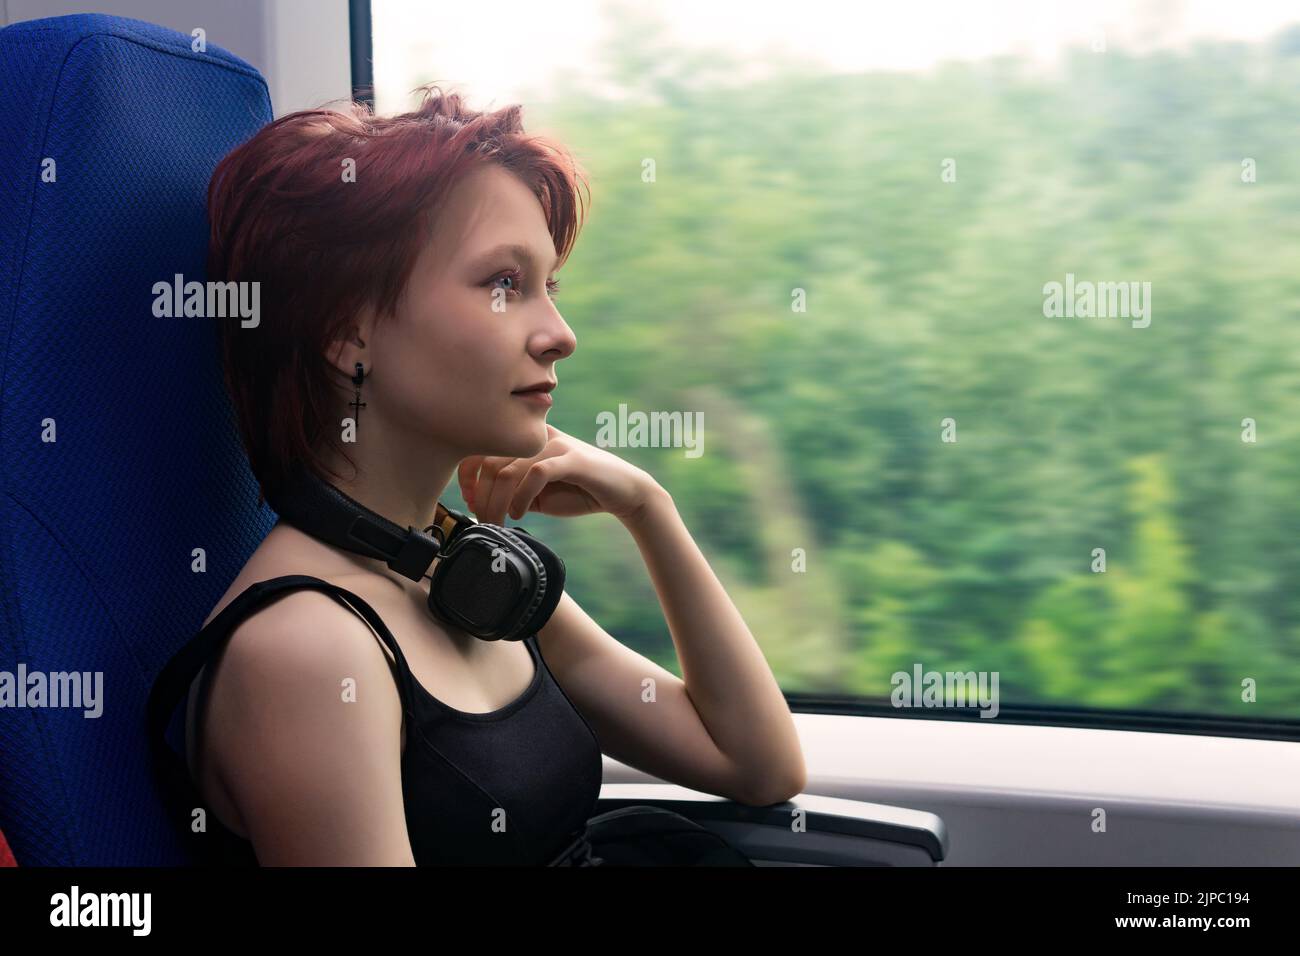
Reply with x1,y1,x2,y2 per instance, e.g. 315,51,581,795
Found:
457,424,662,526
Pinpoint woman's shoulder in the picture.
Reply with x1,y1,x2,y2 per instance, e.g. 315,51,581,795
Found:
185,522,407,771
200,521,396,628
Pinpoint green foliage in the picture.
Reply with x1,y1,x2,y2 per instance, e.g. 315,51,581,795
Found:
527,10,1300,723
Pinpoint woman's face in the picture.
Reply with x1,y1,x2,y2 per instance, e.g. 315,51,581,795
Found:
362,163,578,461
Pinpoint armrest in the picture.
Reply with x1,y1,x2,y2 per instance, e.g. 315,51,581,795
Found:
595,783,949,866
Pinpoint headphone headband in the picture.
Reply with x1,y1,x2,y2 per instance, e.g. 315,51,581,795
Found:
267,462,474,582
264,459,566,643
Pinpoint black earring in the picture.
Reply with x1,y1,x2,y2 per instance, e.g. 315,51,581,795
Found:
350,362,367,433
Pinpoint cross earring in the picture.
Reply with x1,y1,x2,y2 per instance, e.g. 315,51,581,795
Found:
350,362,367,433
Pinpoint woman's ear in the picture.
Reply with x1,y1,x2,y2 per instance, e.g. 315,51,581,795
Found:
326,307,376,378
326,333,365,379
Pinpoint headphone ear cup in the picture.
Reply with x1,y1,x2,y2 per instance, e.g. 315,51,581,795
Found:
424,525,566,641
509,527,566,634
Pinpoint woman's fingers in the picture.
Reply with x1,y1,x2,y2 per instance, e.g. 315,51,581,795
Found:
478,457,531,525
458,428,571,523
456,456,484,508
462,439,570,525
506,457,560,520
465,456,506,522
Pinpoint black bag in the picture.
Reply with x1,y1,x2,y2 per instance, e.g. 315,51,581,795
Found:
548,805,755,867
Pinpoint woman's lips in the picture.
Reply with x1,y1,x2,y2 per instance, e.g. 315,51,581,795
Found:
512,389,553,407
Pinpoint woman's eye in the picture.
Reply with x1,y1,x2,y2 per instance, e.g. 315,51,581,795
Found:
487,269,561,300
488,270,522,295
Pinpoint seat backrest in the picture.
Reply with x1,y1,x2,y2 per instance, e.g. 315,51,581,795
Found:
0,13,276,865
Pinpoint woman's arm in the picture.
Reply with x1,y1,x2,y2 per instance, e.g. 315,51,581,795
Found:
616,483,806,803
616,481,806,806
462,429,807,806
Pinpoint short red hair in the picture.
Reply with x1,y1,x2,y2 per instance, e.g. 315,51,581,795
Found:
206,85,590,507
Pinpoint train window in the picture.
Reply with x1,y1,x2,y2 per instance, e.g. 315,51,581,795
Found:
371,0,1300,738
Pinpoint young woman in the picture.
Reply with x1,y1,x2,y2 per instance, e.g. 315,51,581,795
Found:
182,86,806,866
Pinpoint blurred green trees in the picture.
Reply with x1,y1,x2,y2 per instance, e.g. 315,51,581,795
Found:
446,11,1300,723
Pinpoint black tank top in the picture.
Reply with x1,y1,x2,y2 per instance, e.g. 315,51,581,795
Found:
183,574,603,866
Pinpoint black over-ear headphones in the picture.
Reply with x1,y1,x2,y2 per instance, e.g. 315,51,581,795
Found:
265,460,566,643
144,462,567,860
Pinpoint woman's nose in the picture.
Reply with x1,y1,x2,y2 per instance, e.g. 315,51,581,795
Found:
536,309,577,359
